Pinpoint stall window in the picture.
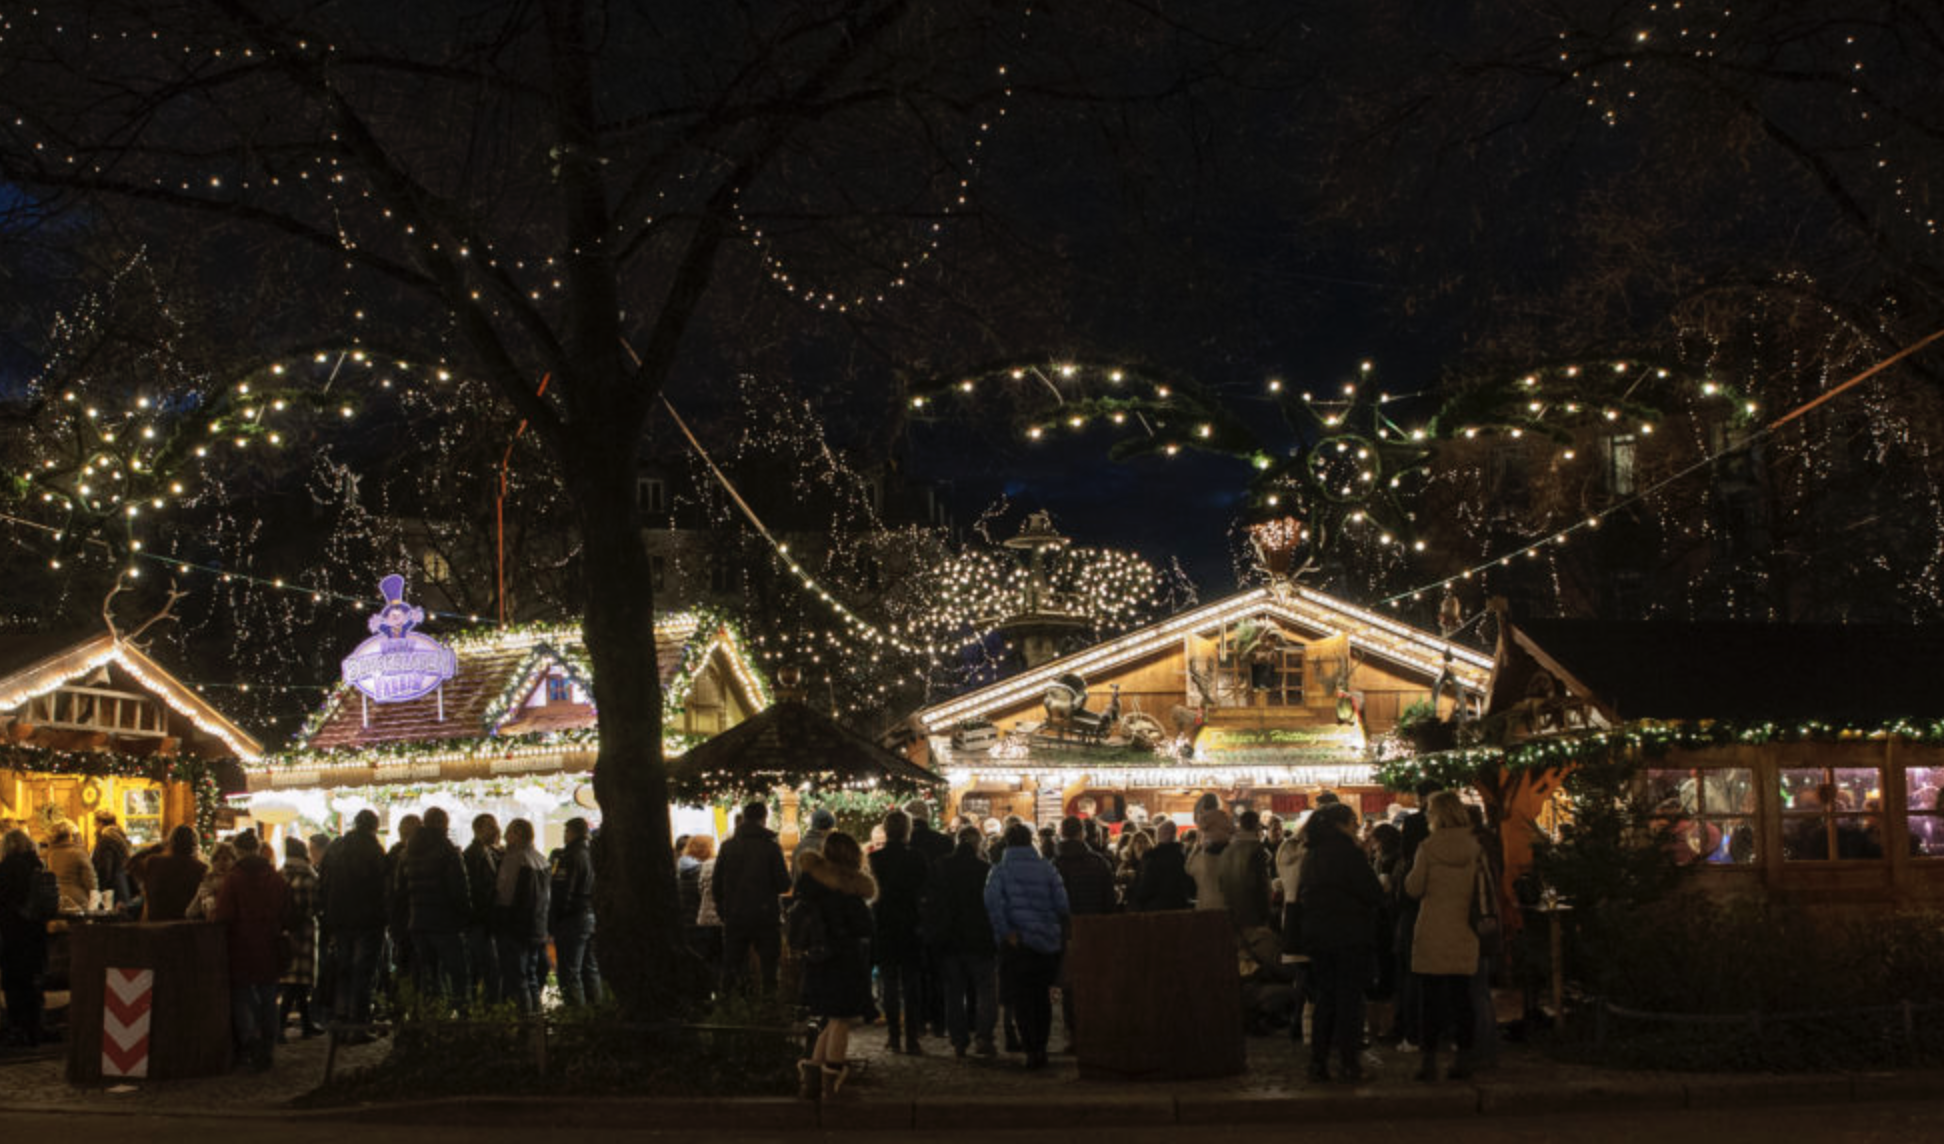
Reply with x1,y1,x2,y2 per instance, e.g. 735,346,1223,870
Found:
1780,766,1885,860
1904,765,1944,857
1644,767,1757,865
123,787,164,845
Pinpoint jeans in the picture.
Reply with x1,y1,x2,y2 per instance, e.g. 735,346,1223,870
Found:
999,944,1061,1055
940,951,997,1050
412,930,469,1009
1417,972,1475,1061
1308,945,1372,1073
465,924,500,1006
231,982,280,1065
721,921,781,995
495,933,545,1013
878,958,923,1041
332,928,384,1028
1392,899,1422,1041
553,913,602,1006
2,951,45,1043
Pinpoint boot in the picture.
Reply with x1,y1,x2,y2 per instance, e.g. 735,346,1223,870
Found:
796,1060,821,1101
820,1062,852,1101
903,1030,924,1055
1305,1048,1331,1083
1415,1049,1437,1083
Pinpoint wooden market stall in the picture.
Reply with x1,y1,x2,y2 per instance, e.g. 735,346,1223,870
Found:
0,630,258,851
1471,617,1944,915
669,697,946,846
911,582,1493,830
244,608,770,851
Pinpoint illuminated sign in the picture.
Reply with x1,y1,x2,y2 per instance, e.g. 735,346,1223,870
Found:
342,575,457,704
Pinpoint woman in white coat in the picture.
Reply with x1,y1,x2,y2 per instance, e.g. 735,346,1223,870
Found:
1403,790,1481,1082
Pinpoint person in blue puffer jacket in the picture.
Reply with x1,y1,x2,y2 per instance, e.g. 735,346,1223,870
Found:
983,821,1070,1070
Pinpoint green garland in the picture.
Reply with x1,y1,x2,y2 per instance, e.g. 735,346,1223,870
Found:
1373,717,1944,792
0,741,223,846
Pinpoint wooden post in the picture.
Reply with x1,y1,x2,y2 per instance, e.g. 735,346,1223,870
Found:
1550,908,1567,1034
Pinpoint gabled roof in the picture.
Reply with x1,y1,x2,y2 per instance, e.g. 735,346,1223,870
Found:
277,611,768,762
0,630,262,760
670,699,942,802
916,582,1493,731
1499,619,1944,724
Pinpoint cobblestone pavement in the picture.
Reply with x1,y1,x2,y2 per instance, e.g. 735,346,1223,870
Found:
0,1012,1621,1112
0,1001,1922,1116
0,1027,392,1112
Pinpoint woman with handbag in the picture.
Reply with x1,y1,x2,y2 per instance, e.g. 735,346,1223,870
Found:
1402,790,1481,1082
793,831,878,1102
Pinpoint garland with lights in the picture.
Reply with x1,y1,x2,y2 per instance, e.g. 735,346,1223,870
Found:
1374,717,1944,794
0,741,224,846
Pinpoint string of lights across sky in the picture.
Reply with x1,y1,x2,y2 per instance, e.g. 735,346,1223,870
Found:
1372,326,1944,608
8,327,1940,663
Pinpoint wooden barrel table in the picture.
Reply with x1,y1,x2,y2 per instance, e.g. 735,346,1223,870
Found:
65,919,232,1082
1068,909,1245,1080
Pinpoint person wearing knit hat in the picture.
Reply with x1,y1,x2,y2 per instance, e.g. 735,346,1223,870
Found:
793,808,836,881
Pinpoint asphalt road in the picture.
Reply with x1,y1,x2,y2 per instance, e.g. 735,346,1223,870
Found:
0,1102,1932,1144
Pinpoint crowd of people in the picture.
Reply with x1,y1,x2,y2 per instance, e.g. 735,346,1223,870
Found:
2,781,1502,1092
723,783,1500,1100
0,807,606,1067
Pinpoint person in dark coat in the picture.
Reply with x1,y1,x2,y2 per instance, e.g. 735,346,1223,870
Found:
1128,819,1195,911
1297,803,1386,1083
90,810,134,905
320,809,389,1037
0,829,51,1045
926,825,998,1057
866,808,931,1053
1391,779,1441,1045
712,801,792,995
549,816,602,1005
493,817,552,1014
385,813,421,987
1052,814,1116,1050
796,832,878,1102
904,799,953,1037
138,825,207,922
1218,809,1275,929
403,807,472,1008
462,813,502,1005
212,830,291,1070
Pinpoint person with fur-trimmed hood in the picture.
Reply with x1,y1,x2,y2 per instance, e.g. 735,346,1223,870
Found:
794,832,878,1103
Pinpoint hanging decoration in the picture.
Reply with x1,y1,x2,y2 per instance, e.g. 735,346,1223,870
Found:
1375,716,1944,794
0,742,224,847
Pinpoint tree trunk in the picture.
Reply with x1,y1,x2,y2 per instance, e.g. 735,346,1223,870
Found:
569,428,709,1018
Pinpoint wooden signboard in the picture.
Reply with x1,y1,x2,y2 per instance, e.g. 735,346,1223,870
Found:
1068,909,1245,1080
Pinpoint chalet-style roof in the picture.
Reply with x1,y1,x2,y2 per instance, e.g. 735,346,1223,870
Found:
917,582,1493,733
249,612,768,791
670,699,942,802
0,630,262,760
1498,619,1944,725
292,612,760,756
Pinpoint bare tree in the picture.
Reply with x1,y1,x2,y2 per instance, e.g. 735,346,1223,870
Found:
0,0,1288,1015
